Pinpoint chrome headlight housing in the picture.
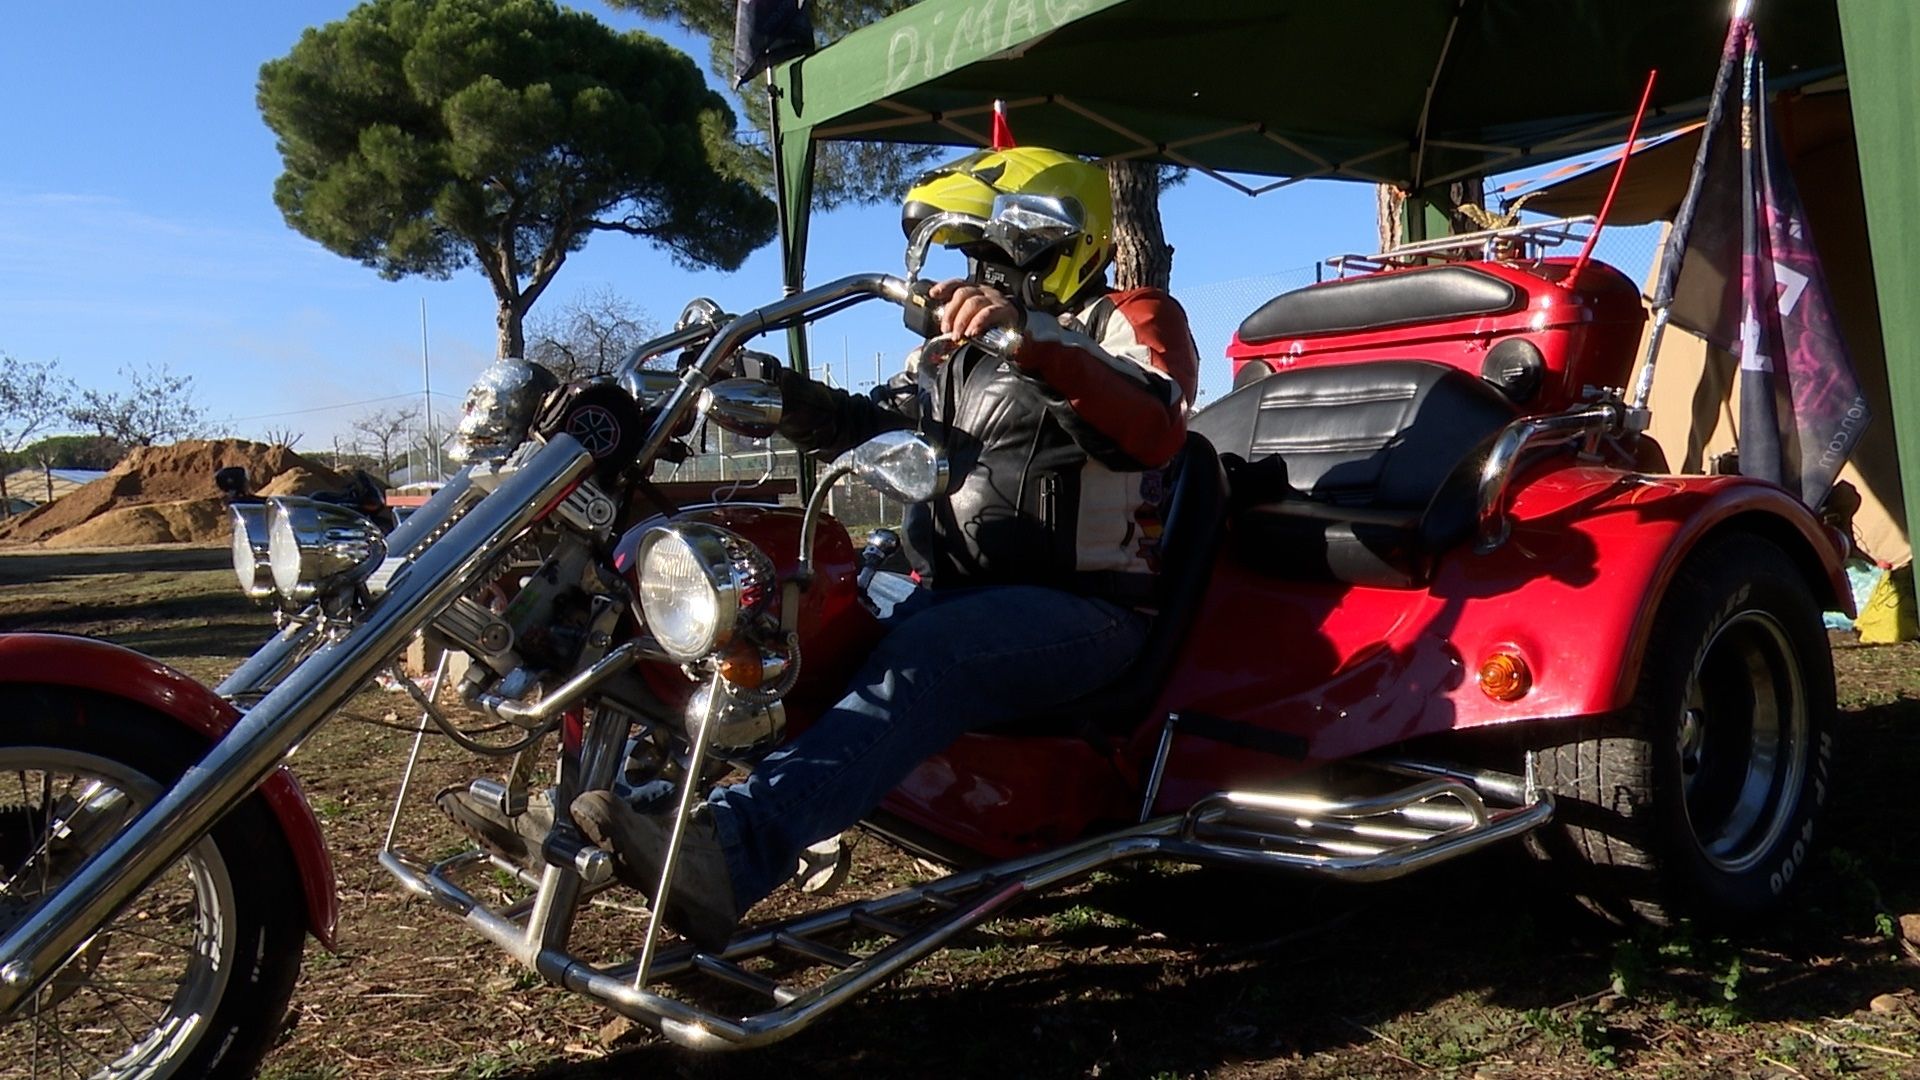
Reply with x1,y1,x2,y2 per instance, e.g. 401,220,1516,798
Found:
636,522,773,661
266,497,388,604
228,504,274,601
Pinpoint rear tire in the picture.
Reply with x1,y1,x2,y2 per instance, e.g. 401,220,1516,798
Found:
1529,533,1835,925
0,686,306,1079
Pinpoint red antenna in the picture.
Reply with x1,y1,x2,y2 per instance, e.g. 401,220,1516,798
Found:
991,99,1016,150
1571,69,1658,279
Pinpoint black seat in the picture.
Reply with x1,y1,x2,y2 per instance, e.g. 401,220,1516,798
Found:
1028,431,1229,735
1237,265,1520,344
1188,361,1518,588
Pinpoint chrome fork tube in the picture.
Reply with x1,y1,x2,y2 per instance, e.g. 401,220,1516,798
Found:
0,436,597,1011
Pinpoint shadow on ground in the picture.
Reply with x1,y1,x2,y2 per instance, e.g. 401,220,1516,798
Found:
499,696,1920,1079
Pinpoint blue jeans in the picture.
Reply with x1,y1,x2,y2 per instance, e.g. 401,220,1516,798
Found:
707,585,1152,908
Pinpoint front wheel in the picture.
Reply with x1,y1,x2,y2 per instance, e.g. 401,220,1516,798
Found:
0,687,305,1079
1530,532,1836,925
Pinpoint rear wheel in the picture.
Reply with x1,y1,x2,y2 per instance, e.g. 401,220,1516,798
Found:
1530,533,1835,925
0,688,305,1079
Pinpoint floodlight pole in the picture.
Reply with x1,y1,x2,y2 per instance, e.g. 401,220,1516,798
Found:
420,298,438,479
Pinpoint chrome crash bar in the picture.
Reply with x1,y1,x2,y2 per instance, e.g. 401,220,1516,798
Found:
1475,402,1624,552
381,761,1552,1051
0,435,599,1011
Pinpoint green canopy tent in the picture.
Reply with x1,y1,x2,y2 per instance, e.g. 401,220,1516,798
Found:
764,0,1920,548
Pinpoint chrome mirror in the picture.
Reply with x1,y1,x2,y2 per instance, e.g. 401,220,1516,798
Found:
840,430,948,504
676,297,726,332
984,192,1083,267
701,378,783,439
904,211,988,281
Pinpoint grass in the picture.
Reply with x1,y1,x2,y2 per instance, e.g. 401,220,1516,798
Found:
3,551,1918,1079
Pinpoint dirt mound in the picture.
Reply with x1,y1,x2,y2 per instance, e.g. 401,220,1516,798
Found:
0,440,344,547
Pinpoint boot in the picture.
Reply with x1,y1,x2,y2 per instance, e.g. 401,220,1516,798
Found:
436,783,554,869
571,789,740,950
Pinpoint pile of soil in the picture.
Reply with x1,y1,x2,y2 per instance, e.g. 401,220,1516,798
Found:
0,440,344,548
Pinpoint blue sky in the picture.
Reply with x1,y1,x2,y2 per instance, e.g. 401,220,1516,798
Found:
0,3,1648,453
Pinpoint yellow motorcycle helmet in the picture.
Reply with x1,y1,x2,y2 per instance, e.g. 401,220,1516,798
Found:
901,146,1114,310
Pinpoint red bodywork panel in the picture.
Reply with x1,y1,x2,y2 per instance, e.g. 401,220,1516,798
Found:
0,634,338,949
1227,258,1647,413
879,467,1844,859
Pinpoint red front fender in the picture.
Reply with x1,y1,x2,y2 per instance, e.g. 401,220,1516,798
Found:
0,634,338,950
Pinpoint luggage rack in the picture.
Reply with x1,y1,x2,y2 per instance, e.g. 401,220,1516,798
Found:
1325,215,1596,277
381,757,1553,1051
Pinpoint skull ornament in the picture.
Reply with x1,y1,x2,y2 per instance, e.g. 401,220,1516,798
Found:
449,359,558,465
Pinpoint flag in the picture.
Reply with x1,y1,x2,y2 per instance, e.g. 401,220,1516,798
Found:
991,99,1016,150
1652,14,1870,509
732,0,813,88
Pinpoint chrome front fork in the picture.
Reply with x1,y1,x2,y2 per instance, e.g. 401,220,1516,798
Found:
0,435,598,1012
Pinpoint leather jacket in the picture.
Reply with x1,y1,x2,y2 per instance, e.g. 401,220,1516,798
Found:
778,287,1199,605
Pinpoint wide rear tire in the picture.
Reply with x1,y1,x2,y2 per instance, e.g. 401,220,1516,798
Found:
0,687,306,1079
1530,532,1836,925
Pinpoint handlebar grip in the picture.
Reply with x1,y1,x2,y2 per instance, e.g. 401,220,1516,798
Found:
973,326,1019,358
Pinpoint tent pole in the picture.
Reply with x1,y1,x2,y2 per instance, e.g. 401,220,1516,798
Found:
771,65,819,500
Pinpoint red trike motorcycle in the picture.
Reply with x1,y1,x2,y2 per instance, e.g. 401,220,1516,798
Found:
0,213,1842,1073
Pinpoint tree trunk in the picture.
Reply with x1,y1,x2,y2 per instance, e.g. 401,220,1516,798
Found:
1106,160,1173,290
497,302,526,359
1376,184,1407,252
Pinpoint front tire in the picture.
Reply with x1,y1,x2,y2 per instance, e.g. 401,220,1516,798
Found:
0,687,305,1079
1531,532,1835,925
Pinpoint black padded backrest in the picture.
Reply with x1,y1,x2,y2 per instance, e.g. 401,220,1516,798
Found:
1033,431,1227,735
1189,361,1517,511
1237,265,1520,344
1148,431,1228,610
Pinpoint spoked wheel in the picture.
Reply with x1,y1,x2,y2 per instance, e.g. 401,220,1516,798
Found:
0,688,304,1079
1530,533,1836,925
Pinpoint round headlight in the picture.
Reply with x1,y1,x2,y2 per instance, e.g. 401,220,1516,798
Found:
266,497,388,604
636,523,772,661
229,504,274,601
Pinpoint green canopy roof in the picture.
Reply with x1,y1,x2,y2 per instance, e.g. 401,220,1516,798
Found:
774,0,1845,194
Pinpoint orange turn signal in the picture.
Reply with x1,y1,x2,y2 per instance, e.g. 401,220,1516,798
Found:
1478,652,1532,702
717,644,765,690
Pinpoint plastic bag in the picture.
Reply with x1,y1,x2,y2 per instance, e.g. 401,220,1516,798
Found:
1856,563,1918,644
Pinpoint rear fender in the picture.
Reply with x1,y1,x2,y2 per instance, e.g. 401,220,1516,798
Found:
0,633,338,949
1426,468,1844,724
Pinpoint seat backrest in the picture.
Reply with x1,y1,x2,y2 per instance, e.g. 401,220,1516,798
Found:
1236,265,1521,344
1189,360,1517,511
1033,431,1227,735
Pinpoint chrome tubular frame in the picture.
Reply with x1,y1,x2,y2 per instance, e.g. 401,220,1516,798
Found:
1475,403,1623,551
0,435,598,1010
378,758,1553,1051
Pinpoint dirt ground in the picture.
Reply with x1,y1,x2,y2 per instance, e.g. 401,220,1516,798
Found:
3,547,1918,1079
